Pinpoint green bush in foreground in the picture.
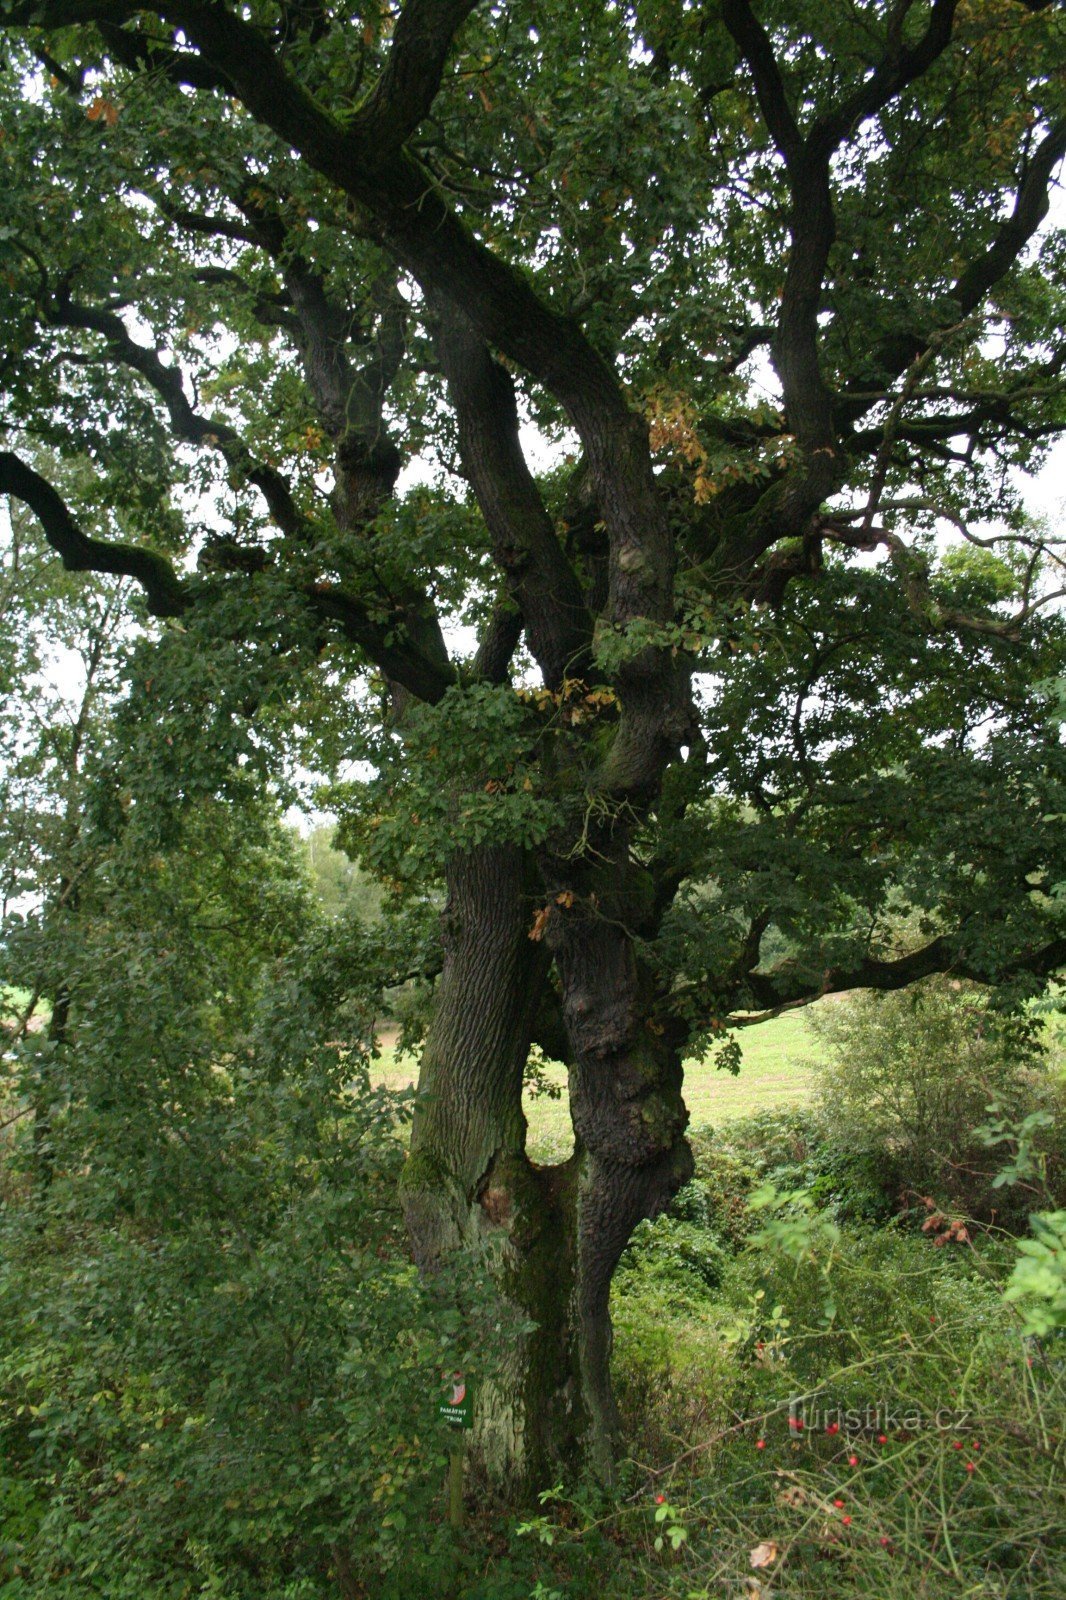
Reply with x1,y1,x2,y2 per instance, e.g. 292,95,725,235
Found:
0,1061,508,1600
0,813,509,1600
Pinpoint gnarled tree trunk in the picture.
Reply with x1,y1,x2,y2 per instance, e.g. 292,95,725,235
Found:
546,845,692,1477
399,844,586,1488
402,838,691,1488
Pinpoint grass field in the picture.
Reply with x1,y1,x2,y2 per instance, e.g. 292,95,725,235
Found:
373,1005,828,1160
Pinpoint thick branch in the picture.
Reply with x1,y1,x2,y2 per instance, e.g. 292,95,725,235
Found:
156,197,261,246
46,288,308,540
0,451,186,616
435,311,592,689
472,599,522,683
741,931,1066,1018
350,0,480,150
953,117,1066,316
305,582,455,702
808,0,960,159
97,19,232,89
720,0,801,163
842,117,1066,408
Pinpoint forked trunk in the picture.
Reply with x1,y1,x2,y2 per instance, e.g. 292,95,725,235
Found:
400,842,691,1488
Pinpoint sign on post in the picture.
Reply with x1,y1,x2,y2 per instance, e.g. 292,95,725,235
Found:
439,1372,472,1532
439,1371,473,1430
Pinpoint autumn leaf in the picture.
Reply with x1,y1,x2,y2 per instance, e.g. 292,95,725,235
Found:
87,97,119,126
528,905,552,942
555,890,574,908
749,1540,779,1570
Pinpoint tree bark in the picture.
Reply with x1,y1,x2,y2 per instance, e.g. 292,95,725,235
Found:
544,847,693,1478
401,834,693,1488
399,844,587,1488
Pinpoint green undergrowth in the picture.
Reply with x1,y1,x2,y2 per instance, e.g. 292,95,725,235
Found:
495,1106,1066,1600
3,1108,1064,1600
3,999,1065,1599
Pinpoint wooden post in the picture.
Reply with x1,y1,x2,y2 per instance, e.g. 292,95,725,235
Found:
447,1438,465,1530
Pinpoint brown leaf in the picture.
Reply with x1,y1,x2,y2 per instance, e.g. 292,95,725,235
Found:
555,890,574,909
749,1540,779,1570
86,96,118,125
528,905,552,942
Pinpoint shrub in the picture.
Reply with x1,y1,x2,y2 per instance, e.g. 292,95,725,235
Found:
0,1063,491,1600
1005,1210,1066,1338
688,1109,897,1240
807,980,1062,1222
0,903,509,1600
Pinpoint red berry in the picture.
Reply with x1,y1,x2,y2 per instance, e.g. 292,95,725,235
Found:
655,1493,666,1503
966,1462,976,1473
833,1499,845,1508
756,1439,766,1450
880,1536,891,1548
952,1441,963,1450
842,1515,852,1526
848,1455,858,1467
877,1434,888,1444
826,1422,839,1435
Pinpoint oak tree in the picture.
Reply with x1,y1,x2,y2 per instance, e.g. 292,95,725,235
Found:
1,0,1065,1484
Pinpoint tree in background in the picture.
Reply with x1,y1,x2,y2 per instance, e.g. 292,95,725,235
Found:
305,823,385,922
0,0,1064,1483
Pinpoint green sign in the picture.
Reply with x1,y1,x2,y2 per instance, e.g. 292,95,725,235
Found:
439,1372,473,1430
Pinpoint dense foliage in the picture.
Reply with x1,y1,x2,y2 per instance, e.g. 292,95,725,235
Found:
1,0,1065,1509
